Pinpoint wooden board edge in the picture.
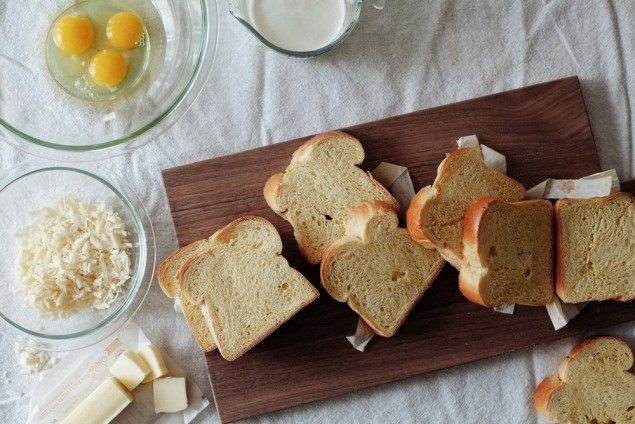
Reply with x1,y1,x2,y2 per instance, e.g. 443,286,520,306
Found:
161,76,583,181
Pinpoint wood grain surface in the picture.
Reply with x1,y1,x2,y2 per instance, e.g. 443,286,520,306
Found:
162,77,635,423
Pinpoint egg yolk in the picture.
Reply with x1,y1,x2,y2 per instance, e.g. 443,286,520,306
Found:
106,12,143,50
53,15,94,55
89,50,128,88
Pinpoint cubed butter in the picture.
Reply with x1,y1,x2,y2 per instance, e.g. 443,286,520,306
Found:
61,377,133,424
153,377,188,413
109,349,151,391
139,344,169,383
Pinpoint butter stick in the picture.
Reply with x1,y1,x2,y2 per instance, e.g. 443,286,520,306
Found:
154,377,188,413
61,377,133,424
109,349,151,391
139,344,169,384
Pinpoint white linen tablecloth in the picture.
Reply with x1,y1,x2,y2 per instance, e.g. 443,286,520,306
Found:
1,1,634,423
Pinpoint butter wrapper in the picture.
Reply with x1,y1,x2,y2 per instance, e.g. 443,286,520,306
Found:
27,322,209,424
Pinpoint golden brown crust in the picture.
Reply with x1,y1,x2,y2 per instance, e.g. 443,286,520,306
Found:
533,373,563,422
533,336,634,423
458,197,498,306
406,186,435,247
554,192,635,302
263,173,285,214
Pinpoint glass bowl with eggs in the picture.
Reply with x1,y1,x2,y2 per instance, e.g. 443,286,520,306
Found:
0,165,155,351
0,0,218,161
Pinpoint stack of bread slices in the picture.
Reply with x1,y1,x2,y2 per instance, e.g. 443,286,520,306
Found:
159,131,634,361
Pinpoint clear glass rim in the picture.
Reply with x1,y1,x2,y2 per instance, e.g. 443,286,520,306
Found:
0,0,217,153
229,0,363,58
0,167,150,340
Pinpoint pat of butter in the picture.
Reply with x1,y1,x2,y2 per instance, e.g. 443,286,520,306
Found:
139,344,169,383
109,349,151,391
61,377,133,424
154,377,188,413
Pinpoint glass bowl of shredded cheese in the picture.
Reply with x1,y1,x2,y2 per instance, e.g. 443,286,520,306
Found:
0,165,155,351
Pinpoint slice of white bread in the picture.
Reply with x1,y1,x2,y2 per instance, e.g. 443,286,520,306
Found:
406,147,526,269
180,216,319,361
459,198,554,307
157,240,216,352
320,201,445,337
533,336,635,423
264,131,399,264
555,192,635,303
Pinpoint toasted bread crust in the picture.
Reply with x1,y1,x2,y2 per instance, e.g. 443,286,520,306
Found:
533,373,564,422
533,336,634,422
321,201,445,337
555,192,635,302
458,197,498,306
406,186,435,248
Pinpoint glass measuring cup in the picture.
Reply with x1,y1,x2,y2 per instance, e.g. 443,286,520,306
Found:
229,0,385,57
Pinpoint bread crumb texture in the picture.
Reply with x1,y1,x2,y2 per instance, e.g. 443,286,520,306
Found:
408,147,525,269
460,199,554,307
181,217,318,361
556,193,635,303
321,202,444,337
534,336,635,424
264,132,397,264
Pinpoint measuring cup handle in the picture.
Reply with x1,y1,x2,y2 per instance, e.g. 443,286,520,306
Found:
371,0,386,10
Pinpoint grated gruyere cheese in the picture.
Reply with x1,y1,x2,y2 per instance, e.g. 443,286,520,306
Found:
15,197,132,319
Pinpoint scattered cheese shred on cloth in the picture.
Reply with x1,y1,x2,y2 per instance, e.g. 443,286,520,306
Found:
15,197,132,319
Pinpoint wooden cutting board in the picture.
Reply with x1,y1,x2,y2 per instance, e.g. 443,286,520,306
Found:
162,76,635,423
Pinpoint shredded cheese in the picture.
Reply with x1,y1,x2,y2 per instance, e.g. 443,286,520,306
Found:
14,338,58,374
15,198,132,319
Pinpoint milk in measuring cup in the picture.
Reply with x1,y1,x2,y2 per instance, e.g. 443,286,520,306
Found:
248,0,347,52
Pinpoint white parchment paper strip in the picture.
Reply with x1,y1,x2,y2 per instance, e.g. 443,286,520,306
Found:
457,135,507,174
27,322,209,424
493,304,515,314
371,162,416,219
346,319,377,353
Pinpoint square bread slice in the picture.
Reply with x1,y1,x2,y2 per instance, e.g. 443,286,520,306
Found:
180,216,319,361
320,201,445,337
459,197,554,307
157,240,216,352
406,147,526,269
555,192,635,303
533,336,635,424
264,131,398,265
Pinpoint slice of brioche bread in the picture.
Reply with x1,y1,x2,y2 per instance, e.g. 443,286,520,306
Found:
534,336,635,423
320,202,445,337
459,198,554,307
555,192,635,303
264,131,398,264
406,148,525,269
180,216,319,361
157,240,216,352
